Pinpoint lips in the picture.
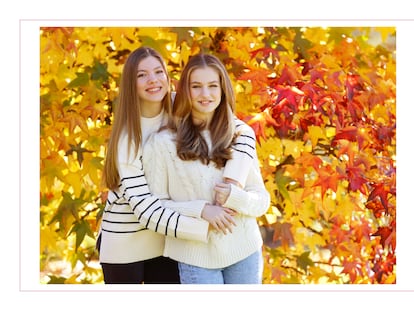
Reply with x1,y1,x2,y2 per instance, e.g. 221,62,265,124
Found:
199,100,212,105
146,86,162,93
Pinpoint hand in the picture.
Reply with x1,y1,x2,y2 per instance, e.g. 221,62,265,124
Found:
214,182,232,206
201,203,237,234
223,177,242,188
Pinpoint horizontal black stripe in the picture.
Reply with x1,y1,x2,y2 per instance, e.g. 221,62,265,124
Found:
120,174,145,182
240,134,256,142
232,147,254,159
234,142,255,150
101,228,147,234
102,219,140,224
104,210,134,215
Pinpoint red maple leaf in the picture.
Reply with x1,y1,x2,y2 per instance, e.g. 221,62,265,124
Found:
341,258,363,283
277,64,301,85
365,198,386,218
333,125,369,149
372,226,395,251
346,166,368,194
275,85,304,108
243,109,278,144
250,47,279,60
345,73,363,100
367,182,392,211
333,126,357,142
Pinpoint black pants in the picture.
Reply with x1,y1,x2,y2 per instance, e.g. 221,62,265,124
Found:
101,256,180,284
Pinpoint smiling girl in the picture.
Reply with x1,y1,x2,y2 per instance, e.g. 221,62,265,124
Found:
143,53,270,284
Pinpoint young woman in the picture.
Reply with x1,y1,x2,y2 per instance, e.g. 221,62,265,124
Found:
98,47,254,284
143,53,270,284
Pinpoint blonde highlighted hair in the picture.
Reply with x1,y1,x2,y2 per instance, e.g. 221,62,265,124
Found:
169,53,236,168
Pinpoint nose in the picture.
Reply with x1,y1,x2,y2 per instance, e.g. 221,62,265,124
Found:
147,72,157,83
200,86,209,96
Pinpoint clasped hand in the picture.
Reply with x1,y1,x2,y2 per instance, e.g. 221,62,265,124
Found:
201,181,238,235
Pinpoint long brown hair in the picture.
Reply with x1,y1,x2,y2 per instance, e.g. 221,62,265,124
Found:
170,53,236,168
103,46,171,189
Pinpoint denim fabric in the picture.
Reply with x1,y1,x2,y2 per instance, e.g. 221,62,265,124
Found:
178,250,263,284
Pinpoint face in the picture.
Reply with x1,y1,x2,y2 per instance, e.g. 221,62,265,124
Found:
189,67,222,123
136,56,168,106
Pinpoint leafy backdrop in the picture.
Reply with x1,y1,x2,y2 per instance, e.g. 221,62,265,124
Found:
40,26,396,284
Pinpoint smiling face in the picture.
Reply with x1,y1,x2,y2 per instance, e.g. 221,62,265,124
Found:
189,66,222,125
136,55,169,113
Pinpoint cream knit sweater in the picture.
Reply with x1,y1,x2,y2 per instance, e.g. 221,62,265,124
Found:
143,126,270,269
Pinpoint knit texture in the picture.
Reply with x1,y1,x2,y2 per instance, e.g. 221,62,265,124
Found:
143,126,270,269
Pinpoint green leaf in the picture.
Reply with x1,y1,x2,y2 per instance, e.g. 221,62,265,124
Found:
297,251,314,272
90,60,109,82
275,167,293,202
67,72,89,88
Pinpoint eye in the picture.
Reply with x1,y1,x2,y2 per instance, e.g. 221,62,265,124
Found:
156,69,165,75
137,72,147,79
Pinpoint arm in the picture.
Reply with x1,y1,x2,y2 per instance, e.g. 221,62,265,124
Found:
143,131,236,234
219,161,270,218
116,133,209,243
216,118,270,217
222,118,257,188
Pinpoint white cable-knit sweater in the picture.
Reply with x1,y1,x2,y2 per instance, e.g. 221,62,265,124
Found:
143,126,270,269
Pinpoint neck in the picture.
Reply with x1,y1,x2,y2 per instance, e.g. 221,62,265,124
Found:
141,102,163,118
192,112,213,128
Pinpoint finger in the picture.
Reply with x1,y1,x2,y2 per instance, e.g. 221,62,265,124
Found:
214,184,229,192
224,208,238,217
216,217,230,233
215,182,228,188
210,221,221,232
225,214,236,227
219,215,235,232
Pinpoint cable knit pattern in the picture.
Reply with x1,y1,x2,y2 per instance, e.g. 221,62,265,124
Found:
143,127,270,269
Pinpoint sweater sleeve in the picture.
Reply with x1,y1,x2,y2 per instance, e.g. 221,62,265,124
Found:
221,122,270,217
143,131,210,219
115,133,209,243
222,162,270,217
222,118,257,188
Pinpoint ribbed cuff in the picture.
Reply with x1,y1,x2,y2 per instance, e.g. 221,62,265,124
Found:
222,184,247,213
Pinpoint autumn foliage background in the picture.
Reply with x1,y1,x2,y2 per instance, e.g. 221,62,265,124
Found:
39,27,396,284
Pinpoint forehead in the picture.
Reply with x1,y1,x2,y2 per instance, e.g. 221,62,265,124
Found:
137,56,163,70
190,66,219,82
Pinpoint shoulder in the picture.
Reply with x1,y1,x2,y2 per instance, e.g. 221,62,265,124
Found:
234,117,256,139
146,128,176,151
153,128,175,142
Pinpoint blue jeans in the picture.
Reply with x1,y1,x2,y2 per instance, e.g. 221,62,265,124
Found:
178,250,263,284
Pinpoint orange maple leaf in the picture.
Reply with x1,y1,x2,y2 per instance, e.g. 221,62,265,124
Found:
272,222,294,250
313,165,342,198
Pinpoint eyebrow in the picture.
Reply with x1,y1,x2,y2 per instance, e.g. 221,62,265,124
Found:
190,80,220,84
137,66,163,72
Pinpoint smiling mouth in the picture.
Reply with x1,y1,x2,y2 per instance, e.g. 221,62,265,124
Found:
147,87,162,93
